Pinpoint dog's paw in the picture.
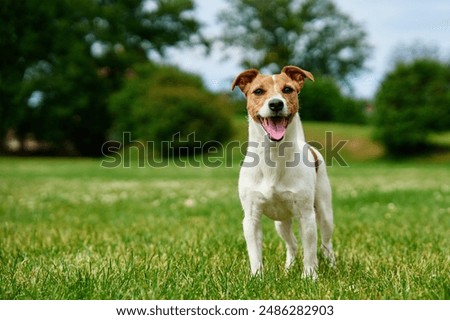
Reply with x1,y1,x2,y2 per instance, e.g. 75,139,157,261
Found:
321,244,336,268
302,267,318,281
284,258,296,272
250,266,263,277
324,253,336,269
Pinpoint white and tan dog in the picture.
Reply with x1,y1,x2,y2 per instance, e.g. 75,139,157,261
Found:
232,66,335,278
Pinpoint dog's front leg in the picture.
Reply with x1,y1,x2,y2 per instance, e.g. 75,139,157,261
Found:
299,208,318,279
243,215,263,276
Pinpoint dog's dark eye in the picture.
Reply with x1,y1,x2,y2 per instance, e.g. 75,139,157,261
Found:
253,88,265,96
283,86,294,94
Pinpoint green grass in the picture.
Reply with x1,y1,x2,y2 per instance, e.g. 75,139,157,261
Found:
1,123,449,300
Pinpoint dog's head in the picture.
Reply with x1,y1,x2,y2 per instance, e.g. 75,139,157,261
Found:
232,66,314,142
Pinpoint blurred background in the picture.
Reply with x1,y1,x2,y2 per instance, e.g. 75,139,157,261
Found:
1,0,449,301
1,0,449,159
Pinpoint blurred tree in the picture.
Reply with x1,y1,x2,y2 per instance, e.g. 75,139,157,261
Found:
0,0,203,156
300,76,341,121
218,0,371,86
109,64,233,156
300,76,366,123
0,0,59,148
374,59,450,156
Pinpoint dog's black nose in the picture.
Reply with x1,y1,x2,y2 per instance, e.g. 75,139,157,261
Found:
268,99,284,112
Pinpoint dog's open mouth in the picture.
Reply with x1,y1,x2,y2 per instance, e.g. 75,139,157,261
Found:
259,116,290,142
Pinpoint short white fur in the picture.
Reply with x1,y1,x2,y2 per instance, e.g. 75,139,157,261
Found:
235,68,336,279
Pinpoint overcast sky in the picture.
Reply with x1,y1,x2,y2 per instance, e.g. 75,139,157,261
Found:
166,0,450,98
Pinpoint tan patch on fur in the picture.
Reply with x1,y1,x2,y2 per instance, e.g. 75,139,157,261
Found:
231,69,259,94
245,75,274,120
274,73,300,121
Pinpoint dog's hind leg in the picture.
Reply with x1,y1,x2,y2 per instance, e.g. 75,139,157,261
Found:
315,169,336,266
315,200,335,266
275,219,298,270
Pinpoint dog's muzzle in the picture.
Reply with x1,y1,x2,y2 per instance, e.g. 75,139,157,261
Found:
258,98,291,142
258,115,291,142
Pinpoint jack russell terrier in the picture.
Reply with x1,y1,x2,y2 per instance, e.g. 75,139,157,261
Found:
232,66,335,278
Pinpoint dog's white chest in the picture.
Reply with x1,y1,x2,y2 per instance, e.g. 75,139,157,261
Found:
252,187,298,221
239,166,311,221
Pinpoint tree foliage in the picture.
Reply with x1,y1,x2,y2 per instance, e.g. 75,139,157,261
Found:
299,76,366,123
109,64,233,155
218,0,371,85
374,59,450,156
0,0,202,156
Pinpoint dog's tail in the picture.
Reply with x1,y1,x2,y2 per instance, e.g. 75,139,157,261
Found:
308,147,320,173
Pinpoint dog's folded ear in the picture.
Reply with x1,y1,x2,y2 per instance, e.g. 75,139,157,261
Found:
231,69,260,94
282,66,314,91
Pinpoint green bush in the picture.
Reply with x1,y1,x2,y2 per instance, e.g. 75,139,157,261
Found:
109,64,233,155
299,76,366,123
374,59,450,156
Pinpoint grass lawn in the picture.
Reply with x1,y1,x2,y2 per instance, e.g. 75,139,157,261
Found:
1,123,449,299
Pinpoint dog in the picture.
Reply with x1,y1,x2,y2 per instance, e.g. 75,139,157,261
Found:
232,66,335,278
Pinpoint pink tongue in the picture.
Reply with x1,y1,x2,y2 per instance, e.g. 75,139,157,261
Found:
264,118,286,141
